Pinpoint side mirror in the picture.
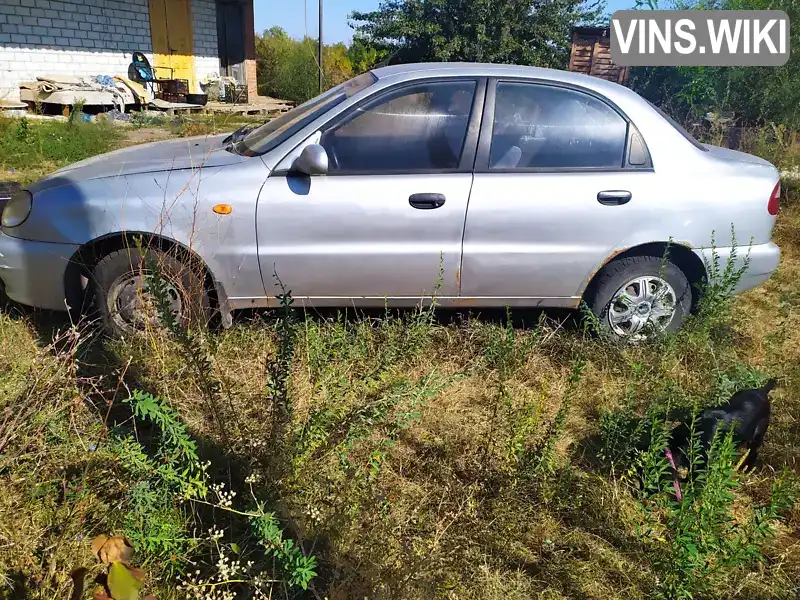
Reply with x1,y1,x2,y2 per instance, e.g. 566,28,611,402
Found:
292,144,328,175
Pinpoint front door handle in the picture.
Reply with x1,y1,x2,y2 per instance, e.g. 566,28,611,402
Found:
597,190,632,206
409,193,446,210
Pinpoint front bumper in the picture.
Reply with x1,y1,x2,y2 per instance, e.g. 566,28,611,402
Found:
0,231,79,311
693,241,781,295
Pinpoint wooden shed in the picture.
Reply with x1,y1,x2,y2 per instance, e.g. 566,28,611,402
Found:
569,26,629,85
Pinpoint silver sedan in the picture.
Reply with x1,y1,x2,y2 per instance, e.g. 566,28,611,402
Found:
0,63,781,338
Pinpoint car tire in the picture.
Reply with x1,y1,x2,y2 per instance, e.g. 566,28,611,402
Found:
92,247,211,338
588,255,692,341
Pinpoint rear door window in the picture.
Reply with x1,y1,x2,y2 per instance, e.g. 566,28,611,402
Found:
489,83,628,169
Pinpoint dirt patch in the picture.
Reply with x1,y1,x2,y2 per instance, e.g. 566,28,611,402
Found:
121,126,174,146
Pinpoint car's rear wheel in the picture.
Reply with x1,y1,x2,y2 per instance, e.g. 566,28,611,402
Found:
92,248,211,338
588,255,692,341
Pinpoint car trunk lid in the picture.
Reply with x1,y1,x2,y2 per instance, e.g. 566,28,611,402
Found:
702,144,776,168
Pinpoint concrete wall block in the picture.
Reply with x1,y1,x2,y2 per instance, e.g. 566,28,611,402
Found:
2,0,218,101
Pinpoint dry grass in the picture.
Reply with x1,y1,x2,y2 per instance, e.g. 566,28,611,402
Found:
0,112,265,185
1,142,800,599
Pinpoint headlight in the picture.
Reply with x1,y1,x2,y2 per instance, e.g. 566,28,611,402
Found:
1,190,32,228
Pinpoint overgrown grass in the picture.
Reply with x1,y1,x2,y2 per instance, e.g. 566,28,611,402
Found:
0,116,122,183
0,113,266,185
130,111,267,138
2,128,800,599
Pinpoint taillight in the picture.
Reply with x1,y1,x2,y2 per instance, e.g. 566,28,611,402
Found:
768,180,781,216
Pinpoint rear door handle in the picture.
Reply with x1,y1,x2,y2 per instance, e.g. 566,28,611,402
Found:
597,190,632,206
409,193,446,210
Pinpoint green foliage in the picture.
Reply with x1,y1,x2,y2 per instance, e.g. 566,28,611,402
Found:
67,99,86,128
641,422,796,600
116,390,207,566
524,358,586,485
267,272,297,444
130,111,167,129
256,27,359,103
632,411,677,499
256,27,320,103
127,390,198,464
629,0,800,128
480,309,548,475
0,116,120,173
15,117,30,141
290,366,449,493
599,402,650,472
598,387,798,600
142,245,228,443
348,37,385,73
709,363,772,407
250,512,318,590
350,0,604,68
119,389,318,594
693,227,752,330
347,373,450,482
483,308,541,377
113,427,192,570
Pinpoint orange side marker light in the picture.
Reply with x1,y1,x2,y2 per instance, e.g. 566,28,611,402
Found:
213,204,233,215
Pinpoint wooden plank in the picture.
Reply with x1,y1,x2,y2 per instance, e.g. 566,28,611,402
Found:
571,35,625,80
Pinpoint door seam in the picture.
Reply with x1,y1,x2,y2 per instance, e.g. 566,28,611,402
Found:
458,78,489,296
457,173,474,296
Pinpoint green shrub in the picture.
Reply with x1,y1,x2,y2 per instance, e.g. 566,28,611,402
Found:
256,27,359,103
634,415,796,600
629,0,800,129
0,116,121,172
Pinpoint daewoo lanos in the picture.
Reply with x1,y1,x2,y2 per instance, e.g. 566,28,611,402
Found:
0,63,781,338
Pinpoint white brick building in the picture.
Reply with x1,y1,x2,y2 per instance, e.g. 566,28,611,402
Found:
0,0,257,104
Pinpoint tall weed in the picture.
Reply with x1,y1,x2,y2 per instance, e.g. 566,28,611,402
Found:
120,389,318,595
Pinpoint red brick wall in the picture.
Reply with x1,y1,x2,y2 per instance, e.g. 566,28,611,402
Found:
243,0,258,97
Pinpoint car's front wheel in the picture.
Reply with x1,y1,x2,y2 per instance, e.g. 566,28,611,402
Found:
92,248,211,337
588,255,692,341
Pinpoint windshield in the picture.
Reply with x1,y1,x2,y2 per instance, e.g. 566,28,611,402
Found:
234,71,378,156
647,100,708,152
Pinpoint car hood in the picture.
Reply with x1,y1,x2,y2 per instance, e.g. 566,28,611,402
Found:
702,144,775,167
49,133,248,182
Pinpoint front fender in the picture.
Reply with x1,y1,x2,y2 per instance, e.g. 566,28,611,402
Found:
18,160,269,305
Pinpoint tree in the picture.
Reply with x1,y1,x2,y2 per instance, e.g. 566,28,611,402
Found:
349,0,604,69
628,0,800,128
255,27,294,97
255,28,357,103
348,37,385,73
324,42,356,87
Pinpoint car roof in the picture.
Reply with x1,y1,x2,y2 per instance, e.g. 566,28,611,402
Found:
370,62,627,96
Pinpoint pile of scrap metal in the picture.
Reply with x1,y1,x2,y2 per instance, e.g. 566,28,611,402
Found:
18,74,149,112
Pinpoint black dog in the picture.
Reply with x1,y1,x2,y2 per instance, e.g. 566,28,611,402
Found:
665,379,776,499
